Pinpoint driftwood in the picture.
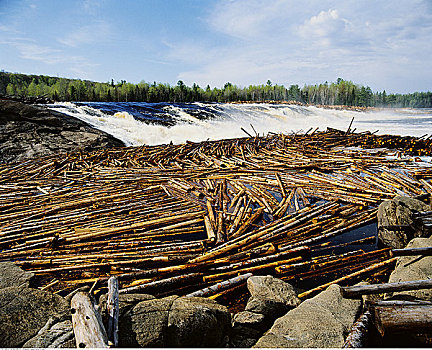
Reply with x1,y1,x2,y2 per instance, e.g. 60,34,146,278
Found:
343,310,372,348
373,304,432,335
71,292,108,348
186,272,252,298
392,247,432,256
106,276,119,347
341,279,432,299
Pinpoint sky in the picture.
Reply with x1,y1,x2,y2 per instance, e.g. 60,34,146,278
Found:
0,0,431,94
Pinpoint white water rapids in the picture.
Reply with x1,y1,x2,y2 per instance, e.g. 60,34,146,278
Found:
47,102,432,146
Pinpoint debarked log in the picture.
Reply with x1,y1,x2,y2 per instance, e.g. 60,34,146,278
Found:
106,276,119,347
186,272,252,298
341,279,432,299
119,272,203,294
392,247,432,257
71,291,109,348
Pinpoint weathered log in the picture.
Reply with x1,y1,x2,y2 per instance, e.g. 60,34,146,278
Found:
119,272,203,294
106,276,119,347
373,304,432,336
71,291,109,348
343,310,371,348
392,247,432,256
186,272,252,298
368,300,432,307
341,279,432,299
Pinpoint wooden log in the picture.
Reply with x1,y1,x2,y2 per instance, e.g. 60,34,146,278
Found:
119,272,203,294
373,304,432,336
71,292,109,348
368,300,432,307
392,247,432,256
107,276,119,347
204,215,216,242
343,310,371,348
230,207,264,239
341,279,432,299
186,272,252,298
298,258,397,299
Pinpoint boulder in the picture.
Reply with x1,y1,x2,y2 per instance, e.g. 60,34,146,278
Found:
119,295,176,347
387,237,432,301
23,317,75,348
254,284,361,348
245,275,300,321
0,287,69,347
0,262,34,290
247,275,301,308
119,295,231,347
233,311,266,330
0,100,124,164
377,196,429,249
166,296,231,347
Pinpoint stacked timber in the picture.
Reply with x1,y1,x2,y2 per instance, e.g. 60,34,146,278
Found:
0,129,431,305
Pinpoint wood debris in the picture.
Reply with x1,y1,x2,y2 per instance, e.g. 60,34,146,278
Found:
0,128,431,304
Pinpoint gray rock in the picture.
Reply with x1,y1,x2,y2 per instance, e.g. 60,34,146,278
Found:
0,262,34,290
245,275,301,326
167,296,231,347
0,100,124,164
119,295,177,347
23,317,74,348
233,310,265,329
230,333,259,348
254,284,361,348
0,287,69,347
245,296,289,320
119,295,231,348
377,196,430,249
247,275,301,308
387,237,432,300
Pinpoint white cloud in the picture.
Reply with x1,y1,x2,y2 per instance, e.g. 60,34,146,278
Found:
1,38,99,76
170,0,432,92
208,0,292,40
58,21,111,47
299,9,344,38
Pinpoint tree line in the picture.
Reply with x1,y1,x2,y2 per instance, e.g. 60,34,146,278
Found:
0,71,431,107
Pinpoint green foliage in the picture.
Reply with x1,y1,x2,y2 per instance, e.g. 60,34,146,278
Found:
0,71,431,107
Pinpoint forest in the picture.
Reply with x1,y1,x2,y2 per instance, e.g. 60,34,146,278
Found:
0,71,431,107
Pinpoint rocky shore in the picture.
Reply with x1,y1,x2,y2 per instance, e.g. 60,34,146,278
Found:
0,99,124,164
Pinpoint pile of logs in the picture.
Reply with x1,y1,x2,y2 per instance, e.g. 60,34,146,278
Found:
0,128,431,304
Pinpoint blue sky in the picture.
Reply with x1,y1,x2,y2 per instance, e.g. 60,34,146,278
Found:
0,0,431,93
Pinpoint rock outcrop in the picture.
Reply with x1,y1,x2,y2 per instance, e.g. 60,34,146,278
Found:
119,295,231,347
0,100,124,164
377,196,430,249
254,284,361,348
